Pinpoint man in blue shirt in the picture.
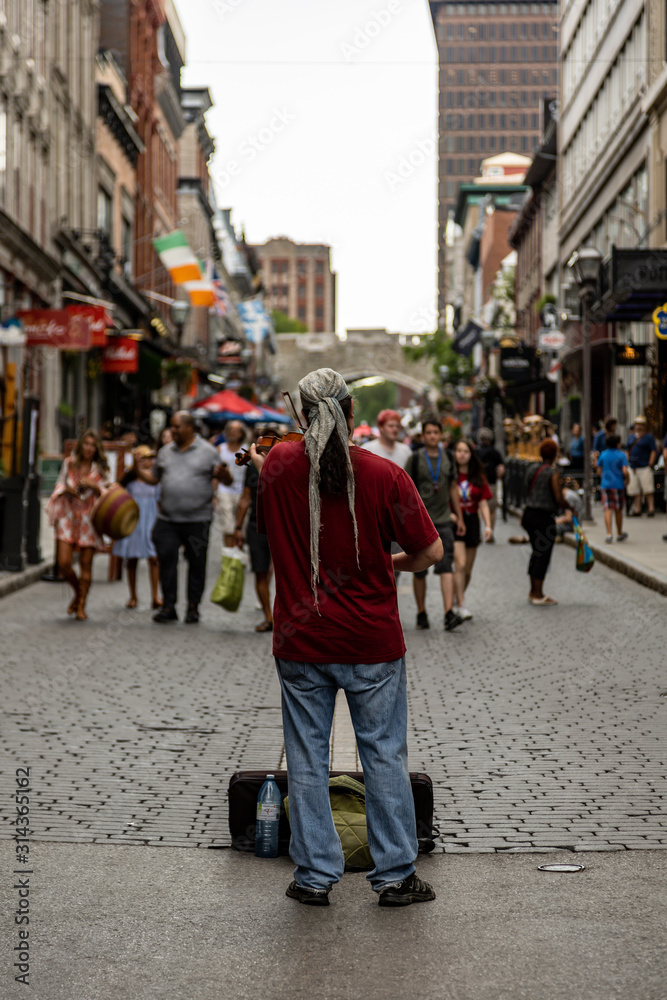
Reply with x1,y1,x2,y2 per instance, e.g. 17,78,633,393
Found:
625,416,657,517
597,434,630,542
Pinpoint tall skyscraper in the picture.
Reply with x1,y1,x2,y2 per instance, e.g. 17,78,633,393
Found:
428,0,559,323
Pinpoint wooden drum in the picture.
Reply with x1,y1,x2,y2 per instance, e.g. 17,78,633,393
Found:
91,485,139,540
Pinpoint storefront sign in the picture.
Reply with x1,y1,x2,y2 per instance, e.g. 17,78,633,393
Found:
615,343,648,365
538,329,566,350
17,309,91,350
65,305,113,348
500,345,534,382
102,337,139,373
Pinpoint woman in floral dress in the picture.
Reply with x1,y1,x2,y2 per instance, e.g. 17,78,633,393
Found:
47,429,110,620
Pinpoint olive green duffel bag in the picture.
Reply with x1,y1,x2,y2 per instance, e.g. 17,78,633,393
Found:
284,774,373,871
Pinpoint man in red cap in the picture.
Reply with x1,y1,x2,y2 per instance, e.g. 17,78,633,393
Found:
362,409,412,469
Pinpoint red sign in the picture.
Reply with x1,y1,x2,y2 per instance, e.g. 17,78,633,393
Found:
102,337,139,373
66,305,113,347
17,310,91,350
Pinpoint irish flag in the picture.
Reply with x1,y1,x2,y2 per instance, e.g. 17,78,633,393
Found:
153,231,215,307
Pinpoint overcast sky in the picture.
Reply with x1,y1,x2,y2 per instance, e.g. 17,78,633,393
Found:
175,0,438,335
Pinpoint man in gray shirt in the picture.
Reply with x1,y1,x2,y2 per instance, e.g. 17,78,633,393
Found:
142,411,231,623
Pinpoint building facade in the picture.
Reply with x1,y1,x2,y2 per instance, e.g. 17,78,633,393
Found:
558,0,658,439
428,0,559,324
251,237,336,333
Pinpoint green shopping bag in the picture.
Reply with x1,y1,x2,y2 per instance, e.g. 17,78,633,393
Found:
210,547,246,611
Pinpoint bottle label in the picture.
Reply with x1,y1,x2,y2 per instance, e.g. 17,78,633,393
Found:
257,803,279,821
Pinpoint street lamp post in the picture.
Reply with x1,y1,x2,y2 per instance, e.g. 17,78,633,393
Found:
568,247,603,521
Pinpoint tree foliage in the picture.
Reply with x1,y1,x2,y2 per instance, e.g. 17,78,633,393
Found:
402,330,474,385
272,309,308,334
350,381,398,426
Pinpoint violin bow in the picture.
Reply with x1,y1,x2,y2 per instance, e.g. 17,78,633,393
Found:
282,390,306,432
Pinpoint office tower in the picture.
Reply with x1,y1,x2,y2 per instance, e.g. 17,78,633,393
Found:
428,0,559,322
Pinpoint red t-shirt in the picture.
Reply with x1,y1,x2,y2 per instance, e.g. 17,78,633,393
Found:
257,441,438,664
457,471,492,515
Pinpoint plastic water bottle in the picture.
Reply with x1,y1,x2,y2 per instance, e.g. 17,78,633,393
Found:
255,774,281,858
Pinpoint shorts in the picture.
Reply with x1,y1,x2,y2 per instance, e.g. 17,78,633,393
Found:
626,466,654,497
601,487,625,511
456,511,481,549
247,521,272,574
215,491,242,535
414,522,454,578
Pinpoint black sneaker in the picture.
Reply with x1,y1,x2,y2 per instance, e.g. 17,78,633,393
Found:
445,609,463,631
153,607,177,623
185,606,199,624
416,610,430,630
378,873,436,907
285,881,330,906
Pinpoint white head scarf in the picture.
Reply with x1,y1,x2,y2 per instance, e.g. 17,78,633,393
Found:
298,368,359,606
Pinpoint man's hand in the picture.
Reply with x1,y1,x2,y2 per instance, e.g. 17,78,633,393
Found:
214,462,233,487
233,528,245,550
249,443,267,472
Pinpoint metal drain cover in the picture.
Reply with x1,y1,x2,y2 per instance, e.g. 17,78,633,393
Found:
538,863,585,873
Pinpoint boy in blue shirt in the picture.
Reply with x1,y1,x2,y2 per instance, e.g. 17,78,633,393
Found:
596,434,630,543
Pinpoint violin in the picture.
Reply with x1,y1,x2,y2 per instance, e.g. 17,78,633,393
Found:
234,391,306,467
234,430,304,466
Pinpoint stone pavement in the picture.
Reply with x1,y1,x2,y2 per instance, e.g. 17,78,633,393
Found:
2,518,666,998
1,518,666,856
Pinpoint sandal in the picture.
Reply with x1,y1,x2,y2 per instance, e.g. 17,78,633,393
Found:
529,596,558,606
125,598,138,609
255,620,273,632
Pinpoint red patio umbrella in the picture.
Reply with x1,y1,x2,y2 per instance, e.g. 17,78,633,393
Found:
191,389,263,419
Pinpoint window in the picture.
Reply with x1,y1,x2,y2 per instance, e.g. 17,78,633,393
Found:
315,282,324,298
297,259,307,275
298,306,306,320
468,136,475,151
315,306,323,319
97,187,112,237
315,260,324,274
121,215,132,275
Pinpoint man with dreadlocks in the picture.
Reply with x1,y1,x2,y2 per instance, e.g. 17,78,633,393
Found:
253,369,443,907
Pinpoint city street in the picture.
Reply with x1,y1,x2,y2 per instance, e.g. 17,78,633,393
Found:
1,521,666,998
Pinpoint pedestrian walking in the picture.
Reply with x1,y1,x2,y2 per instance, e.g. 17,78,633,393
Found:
408,416,465,631
112,445,162,608
596,434,630,543
568,422,585,471
477,427,505,535
361,409,412,468
253,368,442,907
593,416,617,458
143,411,232,624
215,420,247,547
234,454,273,632
452,438,493,620
46,429,110,620
625,416,657,517
521,439,573,606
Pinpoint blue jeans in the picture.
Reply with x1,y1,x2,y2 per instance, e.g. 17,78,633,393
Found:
276,657,418,892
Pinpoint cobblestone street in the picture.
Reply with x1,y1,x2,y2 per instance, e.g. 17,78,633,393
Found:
1,521,666,856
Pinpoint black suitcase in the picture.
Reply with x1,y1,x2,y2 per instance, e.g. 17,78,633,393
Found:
227,769,438,856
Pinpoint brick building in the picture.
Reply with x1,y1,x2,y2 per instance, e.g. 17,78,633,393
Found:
250,237,336,334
